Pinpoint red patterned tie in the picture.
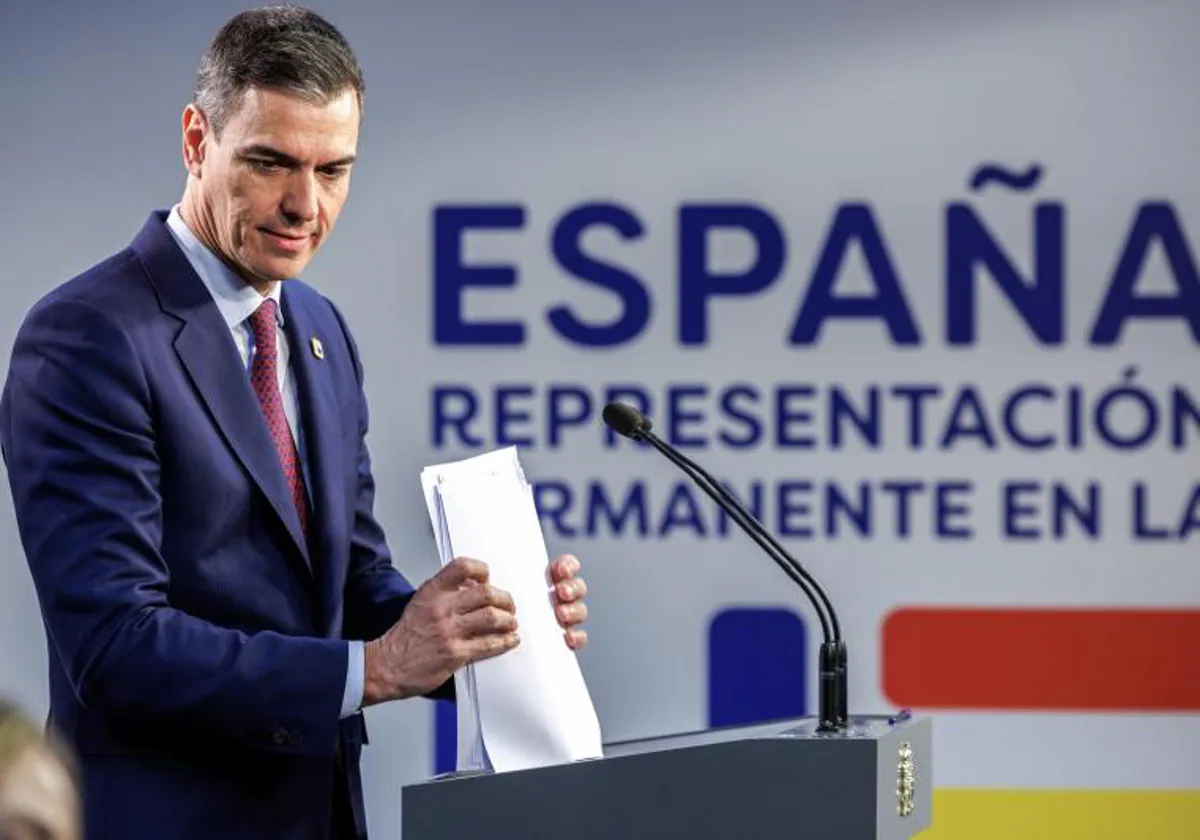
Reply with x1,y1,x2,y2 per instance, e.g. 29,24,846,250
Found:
247,298,311,538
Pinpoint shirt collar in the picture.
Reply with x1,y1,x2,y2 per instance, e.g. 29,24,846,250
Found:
165,204,284,330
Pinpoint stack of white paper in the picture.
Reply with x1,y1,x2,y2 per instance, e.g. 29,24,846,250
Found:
420,446,604,773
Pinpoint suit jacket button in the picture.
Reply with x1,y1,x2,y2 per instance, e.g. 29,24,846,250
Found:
272,728,289,746
288,730,304,746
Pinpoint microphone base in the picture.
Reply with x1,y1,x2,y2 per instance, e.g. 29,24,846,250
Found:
817,641,849,732
835,639,848,728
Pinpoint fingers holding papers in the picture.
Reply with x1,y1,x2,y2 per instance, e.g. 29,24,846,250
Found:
363,556,519,704
549,553,581,585
363,553,591,705
563,628,589,650
549,554,590,651
433,555,490,591
445,559,520,659
454,580,516,616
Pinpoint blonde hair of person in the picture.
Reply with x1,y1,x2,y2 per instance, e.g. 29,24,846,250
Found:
0,700,80,840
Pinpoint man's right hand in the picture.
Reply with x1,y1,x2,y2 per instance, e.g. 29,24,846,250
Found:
362,556,519,705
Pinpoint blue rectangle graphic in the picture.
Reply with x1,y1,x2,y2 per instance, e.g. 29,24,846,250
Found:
707,607,807,728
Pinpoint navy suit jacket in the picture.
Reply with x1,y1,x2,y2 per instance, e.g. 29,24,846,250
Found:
0,211,441,839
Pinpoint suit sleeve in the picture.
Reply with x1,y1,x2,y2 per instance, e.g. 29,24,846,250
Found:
327,301,454,701
0,296,350,755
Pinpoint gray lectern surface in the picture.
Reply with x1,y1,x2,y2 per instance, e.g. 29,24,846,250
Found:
401,715,931,840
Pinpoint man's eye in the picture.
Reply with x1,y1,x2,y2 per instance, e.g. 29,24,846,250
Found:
252,159,283,171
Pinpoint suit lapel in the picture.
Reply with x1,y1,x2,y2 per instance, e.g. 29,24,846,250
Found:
133,212,313,578
283,288,347,635
173,322,313,575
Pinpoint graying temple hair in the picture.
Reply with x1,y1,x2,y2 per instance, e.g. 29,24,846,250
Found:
192,5,365,136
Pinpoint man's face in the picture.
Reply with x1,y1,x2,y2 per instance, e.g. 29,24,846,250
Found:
183,86,359,285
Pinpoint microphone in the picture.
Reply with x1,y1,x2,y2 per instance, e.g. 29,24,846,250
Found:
602,401,848,732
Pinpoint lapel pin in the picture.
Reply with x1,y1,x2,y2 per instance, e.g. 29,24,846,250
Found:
310,337,325,360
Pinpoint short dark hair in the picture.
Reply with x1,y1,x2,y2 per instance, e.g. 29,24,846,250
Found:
193,5,365,137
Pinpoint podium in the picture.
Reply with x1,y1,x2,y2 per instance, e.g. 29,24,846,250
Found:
401,714,932,839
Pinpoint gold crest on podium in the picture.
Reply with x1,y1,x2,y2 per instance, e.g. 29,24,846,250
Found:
897,741,916,817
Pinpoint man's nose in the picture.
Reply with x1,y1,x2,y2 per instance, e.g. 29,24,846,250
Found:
280,170,318,224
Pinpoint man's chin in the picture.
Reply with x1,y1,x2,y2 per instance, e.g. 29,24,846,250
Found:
252,254,310,284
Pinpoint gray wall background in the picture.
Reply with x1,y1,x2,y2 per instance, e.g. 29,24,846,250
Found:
3,1,1199,838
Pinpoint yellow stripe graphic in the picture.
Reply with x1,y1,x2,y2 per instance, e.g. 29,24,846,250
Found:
923,790,1200,839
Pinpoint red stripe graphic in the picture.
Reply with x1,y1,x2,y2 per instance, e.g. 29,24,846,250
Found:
881,607,1200,711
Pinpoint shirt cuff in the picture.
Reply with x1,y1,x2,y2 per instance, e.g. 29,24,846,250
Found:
340,640,365,718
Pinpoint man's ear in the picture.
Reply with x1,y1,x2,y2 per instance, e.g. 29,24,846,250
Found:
182,103,210,177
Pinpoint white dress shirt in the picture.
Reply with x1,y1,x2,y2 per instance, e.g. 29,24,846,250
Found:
165,205,363,719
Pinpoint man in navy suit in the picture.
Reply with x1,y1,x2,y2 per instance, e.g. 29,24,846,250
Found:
0,7,590,839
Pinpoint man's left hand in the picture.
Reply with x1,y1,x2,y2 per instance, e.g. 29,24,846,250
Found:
549,554,589,650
